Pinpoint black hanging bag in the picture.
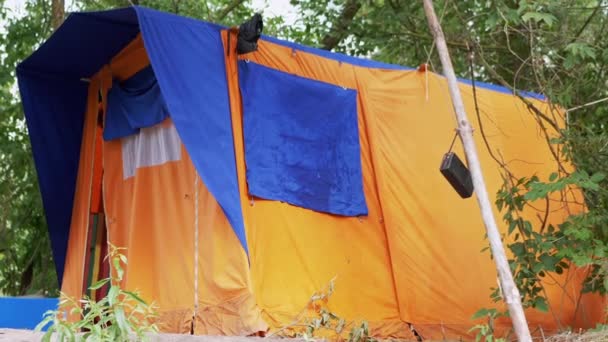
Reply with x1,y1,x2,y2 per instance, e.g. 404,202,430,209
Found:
237,13,263,54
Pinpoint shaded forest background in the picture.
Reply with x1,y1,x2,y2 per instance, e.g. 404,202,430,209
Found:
0,0,607,320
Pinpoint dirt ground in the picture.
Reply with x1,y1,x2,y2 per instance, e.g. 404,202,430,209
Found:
4,328,606,342
0,329,306,342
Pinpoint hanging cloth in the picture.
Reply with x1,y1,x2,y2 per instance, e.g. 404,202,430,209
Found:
103,65,169,141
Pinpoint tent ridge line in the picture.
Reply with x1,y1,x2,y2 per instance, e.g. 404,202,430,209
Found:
16,65,85,82
77,10,140,29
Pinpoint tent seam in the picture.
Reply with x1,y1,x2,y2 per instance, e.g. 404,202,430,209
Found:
352,70,405,323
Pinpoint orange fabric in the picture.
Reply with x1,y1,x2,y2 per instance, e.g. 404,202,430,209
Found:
61,32,606,340
222,33,605,339
103,128,266,334
109,34,150,81
103,138,197,331
193,175,268,335
223,31,413,339
61,78,103,315
97,37,266,335
366,70,599,338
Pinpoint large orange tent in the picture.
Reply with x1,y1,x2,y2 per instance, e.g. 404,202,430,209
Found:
16,6,605,340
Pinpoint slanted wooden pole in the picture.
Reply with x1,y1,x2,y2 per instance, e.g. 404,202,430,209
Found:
421,1,532,341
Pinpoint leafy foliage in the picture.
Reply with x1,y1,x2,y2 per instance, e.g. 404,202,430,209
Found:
492,168,608,312
0,0,56,296
35,245,158,341
469,307,507,342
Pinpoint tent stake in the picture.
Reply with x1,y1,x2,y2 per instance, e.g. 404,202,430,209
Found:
421,1,532,341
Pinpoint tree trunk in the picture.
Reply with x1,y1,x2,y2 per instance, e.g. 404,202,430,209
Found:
214,0,245,22
321,0,361,50
421,1,533,341
51,0,65,31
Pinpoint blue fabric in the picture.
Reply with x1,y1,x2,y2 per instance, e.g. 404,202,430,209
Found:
19,8,140,78
135,7,248,254
17,7,141,284
239,61,367,216
104,65,169,140
17,70,88,285
0,297,58,330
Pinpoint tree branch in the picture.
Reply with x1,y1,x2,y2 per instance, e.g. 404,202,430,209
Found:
214,0,245,22
321,0,362,50
568,3,603,44
172,0,181,14
476,52,561,132
51,0,64,31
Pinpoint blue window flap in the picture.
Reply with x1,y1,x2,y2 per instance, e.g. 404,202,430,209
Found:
238,61,368,217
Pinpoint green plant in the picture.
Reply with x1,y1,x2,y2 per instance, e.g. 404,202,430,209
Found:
469,308,507,342
271,277,376,342
487,167,608,322
35,245,159,341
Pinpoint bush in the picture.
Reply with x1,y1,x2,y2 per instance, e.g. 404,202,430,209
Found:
35,245,158,341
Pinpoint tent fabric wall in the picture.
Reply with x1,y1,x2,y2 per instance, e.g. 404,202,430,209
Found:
18,5,607,340
16,8,140,282
16,71,88,284
135,7,249,256
102,121,267,334
89,37,267,334
358,68,595,337
60,81,104,307
222,32,605,339
225,31,415,339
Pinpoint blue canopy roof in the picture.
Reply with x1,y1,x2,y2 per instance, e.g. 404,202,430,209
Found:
17,5,544,285
17,6,243,285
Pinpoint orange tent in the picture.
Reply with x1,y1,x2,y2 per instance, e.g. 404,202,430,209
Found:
17,6,604,340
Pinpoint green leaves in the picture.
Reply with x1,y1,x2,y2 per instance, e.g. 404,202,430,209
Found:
488,151,608,322
471,307,504,320
521,11,557,27
35,247,158,341
565,42,597,59
533,297,549,312
538,253,559,270
89,278,110,290
591,172,606,183
469,308,507,342
524,171,605,201
564,42,598,69
0,0,58,297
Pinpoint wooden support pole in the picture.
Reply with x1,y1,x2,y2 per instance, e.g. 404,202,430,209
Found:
421,1,533,341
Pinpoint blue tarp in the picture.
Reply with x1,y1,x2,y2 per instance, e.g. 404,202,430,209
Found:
239,61,367,216
0,297,58,330
136,8,248,254
104,65,169,140
16,5,546,284
17,7,141,284
17,6,247,283
17,72,88,285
